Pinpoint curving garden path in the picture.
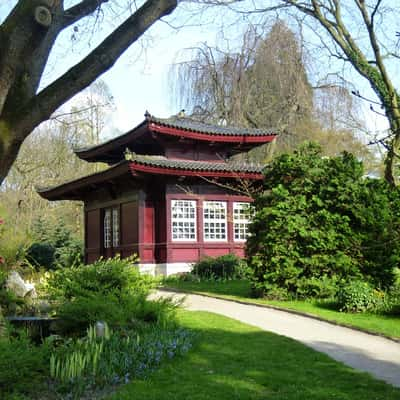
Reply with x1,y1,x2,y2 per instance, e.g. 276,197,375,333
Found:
156,289,400,388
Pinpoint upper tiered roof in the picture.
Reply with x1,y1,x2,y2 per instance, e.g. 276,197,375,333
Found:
74,112,278,164
146,113,277,138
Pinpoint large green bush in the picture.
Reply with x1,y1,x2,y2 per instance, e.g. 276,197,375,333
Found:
46,256,175,335
46,255,152,300
246,143,400,298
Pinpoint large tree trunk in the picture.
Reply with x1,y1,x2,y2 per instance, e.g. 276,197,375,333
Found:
384,124,400,187
0,130,23,186
0,0,177,187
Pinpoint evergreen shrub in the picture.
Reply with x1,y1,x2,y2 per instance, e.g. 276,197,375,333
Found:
46,256,176,335
26,242,55,270
28,217,83,270
192,254,248,280
246,143,400,299
47,255,150,300
386,283,400,315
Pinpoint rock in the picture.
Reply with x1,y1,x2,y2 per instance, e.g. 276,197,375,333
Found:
25,283,37,299
6,271,36,298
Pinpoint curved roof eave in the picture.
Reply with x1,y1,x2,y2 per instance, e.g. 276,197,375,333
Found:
73,111,278,163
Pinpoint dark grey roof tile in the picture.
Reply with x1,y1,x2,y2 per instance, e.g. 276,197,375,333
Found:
129,153,264,173
147,114,277,137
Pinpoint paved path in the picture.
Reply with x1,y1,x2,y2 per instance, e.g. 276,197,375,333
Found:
157,290,400,388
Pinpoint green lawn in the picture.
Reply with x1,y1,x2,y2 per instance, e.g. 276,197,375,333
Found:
163,280,400,339
108,310,400,399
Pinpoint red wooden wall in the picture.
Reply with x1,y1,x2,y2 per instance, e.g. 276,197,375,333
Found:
84,199,139,263
84,182,251,267
85,209,102,263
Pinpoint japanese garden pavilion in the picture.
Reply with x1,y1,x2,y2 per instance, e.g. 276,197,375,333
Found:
38,112,277,275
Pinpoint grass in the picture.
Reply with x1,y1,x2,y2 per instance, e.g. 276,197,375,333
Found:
162,279,400,339
108,310,400,399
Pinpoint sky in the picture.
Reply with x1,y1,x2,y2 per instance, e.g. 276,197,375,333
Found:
0,1,222,134
0,1,395,141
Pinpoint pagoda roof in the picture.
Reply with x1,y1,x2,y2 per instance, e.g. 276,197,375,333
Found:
147,114,277,138
36,161,131,200
74,112,277,163
128,153,264,179
37,156,264,201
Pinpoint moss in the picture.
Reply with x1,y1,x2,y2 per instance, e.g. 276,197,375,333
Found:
0,121,12,160
347,49,392,104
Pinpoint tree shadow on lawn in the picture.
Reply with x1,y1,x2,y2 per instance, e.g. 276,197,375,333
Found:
309,340,400,388
109,312,400,400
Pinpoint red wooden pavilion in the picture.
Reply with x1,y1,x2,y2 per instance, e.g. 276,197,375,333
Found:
38,112,277,275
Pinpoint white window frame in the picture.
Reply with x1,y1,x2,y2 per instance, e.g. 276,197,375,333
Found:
233,202,252,242
112,207,120,247
103,209,112,248
171,200,197,242
104,207,120,248
203,201,228,242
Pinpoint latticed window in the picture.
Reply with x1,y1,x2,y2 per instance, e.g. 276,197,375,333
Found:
233,202,252,241
112,208,120,247
203,201,227,241
104,207,120,248
171,200,197,241
104,209,112,248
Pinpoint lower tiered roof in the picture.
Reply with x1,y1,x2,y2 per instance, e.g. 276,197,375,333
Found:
37,155,265,200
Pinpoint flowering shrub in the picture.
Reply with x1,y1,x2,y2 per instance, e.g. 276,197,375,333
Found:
336,280,385,313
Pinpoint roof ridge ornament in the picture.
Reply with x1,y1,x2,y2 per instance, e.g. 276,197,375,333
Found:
144,110,151,120
124,148,136,161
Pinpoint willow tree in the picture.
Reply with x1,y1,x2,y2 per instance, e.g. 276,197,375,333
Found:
211,0,400,184
283,1,400,185
0,0,177,186
173,21,314,155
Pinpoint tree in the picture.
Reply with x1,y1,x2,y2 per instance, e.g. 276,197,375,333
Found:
213,1,400,185
0,80,115,234
310,84,381,174
173,20,374,165
173,21,315,156
0,0,177,186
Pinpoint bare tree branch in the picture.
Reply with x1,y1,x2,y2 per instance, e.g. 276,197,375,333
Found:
14,0,177,138
63,0,110,28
